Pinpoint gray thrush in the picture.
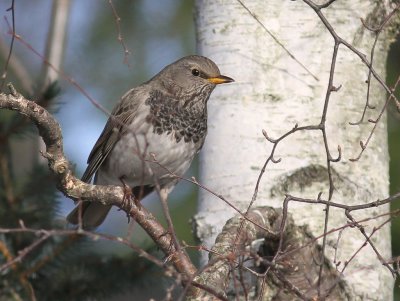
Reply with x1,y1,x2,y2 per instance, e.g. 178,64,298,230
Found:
67,55,234,228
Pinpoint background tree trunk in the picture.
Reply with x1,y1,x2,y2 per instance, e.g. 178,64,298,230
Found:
195,1,393,299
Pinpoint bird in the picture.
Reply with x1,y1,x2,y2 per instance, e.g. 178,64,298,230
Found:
67,55,234,228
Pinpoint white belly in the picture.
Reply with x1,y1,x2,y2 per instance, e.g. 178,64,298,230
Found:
96,124,198,188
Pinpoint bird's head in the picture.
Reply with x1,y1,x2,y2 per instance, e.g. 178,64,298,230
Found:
155,55,234,104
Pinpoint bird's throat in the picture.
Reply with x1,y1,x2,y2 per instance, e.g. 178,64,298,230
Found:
145,90,207,145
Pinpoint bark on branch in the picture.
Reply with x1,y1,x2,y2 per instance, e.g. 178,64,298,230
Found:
192,206,347,300
1,86,349,300
0,84,196,277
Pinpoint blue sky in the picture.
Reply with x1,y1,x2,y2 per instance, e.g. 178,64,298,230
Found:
0,0,196,236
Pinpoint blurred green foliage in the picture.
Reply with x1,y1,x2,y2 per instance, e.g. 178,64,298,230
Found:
388,35,400,300
0,1,399,300
0,1,197,300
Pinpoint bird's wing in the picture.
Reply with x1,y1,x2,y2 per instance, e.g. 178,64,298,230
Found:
81,88,144,183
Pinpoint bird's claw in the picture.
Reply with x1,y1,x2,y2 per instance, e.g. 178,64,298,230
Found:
118,177,139,223
158,227,174,252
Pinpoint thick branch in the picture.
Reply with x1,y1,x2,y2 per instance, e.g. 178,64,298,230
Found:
193,207,280,297
191,207,347,300
0,85,197,278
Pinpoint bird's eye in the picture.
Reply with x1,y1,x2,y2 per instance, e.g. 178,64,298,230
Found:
192,69,200,76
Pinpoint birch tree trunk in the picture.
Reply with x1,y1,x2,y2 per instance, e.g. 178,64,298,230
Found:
194,0,393,299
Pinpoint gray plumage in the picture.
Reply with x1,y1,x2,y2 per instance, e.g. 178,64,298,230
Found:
67,55,233,228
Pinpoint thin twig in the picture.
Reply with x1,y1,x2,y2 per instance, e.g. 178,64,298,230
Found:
0,0,15,91
108,0,131,66
236,0,319,81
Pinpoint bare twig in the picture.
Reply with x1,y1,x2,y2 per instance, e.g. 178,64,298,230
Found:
236,0,319,81
0,0,15,91
108,0,131,66
0,86,196,278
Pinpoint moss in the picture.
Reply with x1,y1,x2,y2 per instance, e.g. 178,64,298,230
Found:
270,164,331,197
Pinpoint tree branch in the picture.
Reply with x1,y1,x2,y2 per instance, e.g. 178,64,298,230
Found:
190,207,347,300
0,85,197,278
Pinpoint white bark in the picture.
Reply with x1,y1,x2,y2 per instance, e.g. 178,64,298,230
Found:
38,0,71,164
195,0,393,300
42,0,70,85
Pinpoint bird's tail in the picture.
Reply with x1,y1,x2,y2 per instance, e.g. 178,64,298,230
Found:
66,202,112,229
66,185,154,229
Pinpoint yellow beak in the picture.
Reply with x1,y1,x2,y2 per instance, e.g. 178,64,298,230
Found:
207,75,234,85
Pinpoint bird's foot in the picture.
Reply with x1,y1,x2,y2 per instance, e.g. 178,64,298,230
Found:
162,231,180,265
158,229,171,240
118,177,138,223
158,227,175,252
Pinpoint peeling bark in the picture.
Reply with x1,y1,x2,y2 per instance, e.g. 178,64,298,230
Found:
195,0,393,299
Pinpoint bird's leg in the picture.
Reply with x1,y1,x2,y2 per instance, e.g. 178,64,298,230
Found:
132,185,146,208
157,228,175,253
118,176,137,223
158,188,175,253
